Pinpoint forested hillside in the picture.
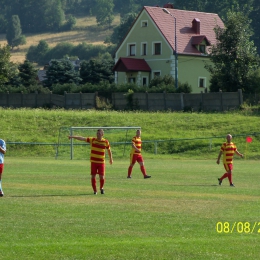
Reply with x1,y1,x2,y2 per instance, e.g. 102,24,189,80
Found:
0,0,259,54
0,0,259,97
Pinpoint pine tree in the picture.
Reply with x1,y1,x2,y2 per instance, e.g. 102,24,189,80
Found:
43,59,82,88
6,15,26,49
18,60,38,87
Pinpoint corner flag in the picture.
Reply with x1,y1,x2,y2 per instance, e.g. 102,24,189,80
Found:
246,136,253,143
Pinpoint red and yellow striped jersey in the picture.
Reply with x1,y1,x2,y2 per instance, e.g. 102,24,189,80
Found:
131,136,142,155
86,137,110,164
220,142,237,164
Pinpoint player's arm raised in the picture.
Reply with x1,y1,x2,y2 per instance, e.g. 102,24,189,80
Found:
68,136,86,141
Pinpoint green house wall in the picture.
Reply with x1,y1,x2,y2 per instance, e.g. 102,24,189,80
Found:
115,9,213,93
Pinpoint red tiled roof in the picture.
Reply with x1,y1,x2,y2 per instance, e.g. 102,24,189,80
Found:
144,6,224,55
113,57,151,72
191,35,210,45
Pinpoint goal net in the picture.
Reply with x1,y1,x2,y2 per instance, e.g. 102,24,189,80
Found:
55,126,141,160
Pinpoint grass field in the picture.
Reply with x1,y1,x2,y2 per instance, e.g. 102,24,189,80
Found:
1,157,259,259
1,108,260,160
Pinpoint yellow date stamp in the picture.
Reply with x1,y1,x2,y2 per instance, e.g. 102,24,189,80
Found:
216,222,260,234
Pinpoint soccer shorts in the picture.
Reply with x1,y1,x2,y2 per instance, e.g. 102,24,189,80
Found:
223,163,233,172
130,153,144,165
91,162,105,176
0,164,3,174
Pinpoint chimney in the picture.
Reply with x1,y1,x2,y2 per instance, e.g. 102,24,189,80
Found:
192,18,200,34
163,3,174,9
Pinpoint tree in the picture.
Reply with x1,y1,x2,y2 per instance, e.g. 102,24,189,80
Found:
18,60,38,87
80,54,114,84
62,14,77,31
43,59,82,88
26,40,50,65
0,14,7,33
93,0,114,28
250,0,260,55
205,8,259,93
110,12,137,45
6,15,26,49
44,0,65,31
0,44,17,87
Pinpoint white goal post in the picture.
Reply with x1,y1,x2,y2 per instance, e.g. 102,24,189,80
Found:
56,126,141,159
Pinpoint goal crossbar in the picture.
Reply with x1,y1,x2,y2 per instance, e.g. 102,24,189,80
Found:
56,126,141,159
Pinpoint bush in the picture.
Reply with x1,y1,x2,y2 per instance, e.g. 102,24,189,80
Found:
0,85,50,94
61,14,77,31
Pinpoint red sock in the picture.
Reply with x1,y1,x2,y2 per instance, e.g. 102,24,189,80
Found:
100,179,105,190
227,173,233,184
128,166,133,177
220,173,228,180
91,178,96,192
140,165,146,176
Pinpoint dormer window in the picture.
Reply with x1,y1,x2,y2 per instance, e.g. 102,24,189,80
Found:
199,45,206,53
191,36,210,54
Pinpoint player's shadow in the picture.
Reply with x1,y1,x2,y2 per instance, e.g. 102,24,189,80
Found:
9,193,95,198
171,184,219,186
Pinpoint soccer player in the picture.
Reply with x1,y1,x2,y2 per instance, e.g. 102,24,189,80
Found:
68,129,113,195
216,134,243,187
127,129,151,179
0,139,6,197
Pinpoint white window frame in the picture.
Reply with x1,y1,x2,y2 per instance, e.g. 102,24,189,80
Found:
128,77,136,83
198,77,206,88
152,70,161,79
152,41,162,55
140,42,148,56
127,42,136,56
142,76,148,86
141,20,148,27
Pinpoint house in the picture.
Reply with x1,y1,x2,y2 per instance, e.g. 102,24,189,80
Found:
113,4,224,93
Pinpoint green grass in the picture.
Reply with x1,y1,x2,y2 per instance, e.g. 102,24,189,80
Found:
1,108,260,259
1,157,259,259
1,108,260,159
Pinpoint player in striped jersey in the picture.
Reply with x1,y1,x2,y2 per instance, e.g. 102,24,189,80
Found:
216,134,243,187
68,129,113,195
127,129,151,179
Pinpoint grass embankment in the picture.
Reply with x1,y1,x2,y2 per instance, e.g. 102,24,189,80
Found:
0,15,120,63
1,108,260,159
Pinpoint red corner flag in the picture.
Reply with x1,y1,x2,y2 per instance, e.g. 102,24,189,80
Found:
246,136,253,143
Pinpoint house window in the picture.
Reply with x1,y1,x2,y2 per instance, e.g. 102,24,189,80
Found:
129,44,136,56
198,77,206,88
142,77,148,86
199,45,206,53
141,20,148,27
128,77,136,83
141,42,147,56
153,71,161,78
154,42,161,55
